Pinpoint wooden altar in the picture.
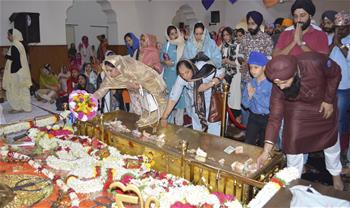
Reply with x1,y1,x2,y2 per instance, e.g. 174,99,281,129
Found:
77,111,285,204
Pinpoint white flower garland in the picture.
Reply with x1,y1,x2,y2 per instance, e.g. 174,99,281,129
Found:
5,126,243,208
248,167,299,208
0,115,58,135
0,149,80,207
67,174,106,194
35,116,58,127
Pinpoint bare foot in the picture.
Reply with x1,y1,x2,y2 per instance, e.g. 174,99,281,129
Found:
341,166,350,175
332,175,344,191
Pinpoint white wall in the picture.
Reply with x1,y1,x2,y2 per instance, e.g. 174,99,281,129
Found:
109,0,226,44
66,0,108,49
0,0,72,46
1,0,349,46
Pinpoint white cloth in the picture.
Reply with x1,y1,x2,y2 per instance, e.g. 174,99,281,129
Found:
99,72,112,112
3,29,32,112
290,185,350,208
227,44,243,110
79,44,93,64
168,108,184,126
287,135,342,177
0,104,6,124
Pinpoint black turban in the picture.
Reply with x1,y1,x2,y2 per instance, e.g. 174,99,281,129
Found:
246,11,264,26
274,17,284,26
291,0,316,16
321,10,337,22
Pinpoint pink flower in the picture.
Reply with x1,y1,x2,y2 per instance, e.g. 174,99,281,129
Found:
201,203,213,208
171,202,196,208
212,192,234,204
120,174,134,185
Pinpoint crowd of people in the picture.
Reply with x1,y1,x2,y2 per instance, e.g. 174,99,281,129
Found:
3,0,349,191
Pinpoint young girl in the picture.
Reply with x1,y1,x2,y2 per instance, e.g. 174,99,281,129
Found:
58,65,71,95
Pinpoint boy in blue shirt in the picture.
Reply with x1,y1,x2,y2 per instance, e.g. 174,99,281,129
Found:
242,51,272,146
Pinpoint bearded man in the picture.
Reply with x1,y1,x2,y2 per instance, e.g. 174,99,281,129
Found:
321,10,338,45
257,52,344,190
273,0,329,56
234,10,273,138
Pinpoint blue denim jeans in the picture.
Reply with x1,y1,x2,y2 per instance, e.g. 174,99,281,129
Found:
337,89,350,134
337,89,350,164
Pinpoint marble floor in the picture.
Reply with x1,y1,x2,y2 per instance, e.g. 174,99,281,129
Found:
1,97,60,125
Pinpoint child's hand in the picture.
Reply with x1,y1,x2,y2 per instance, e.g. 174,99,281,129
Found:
247,84,256,99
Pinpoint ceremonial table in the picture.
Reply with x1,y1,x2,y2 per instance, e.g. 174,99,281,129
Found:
78,111,285,204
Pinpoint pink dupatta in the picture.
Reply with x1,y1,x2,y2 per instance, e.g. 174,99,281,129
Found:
140,34,162,74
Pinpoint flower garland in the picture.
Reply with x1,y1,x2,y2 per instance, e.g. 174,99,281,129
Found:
12,125,243,208
247,167,299,208
0,115,58,135
0,148,80,208
69,90,98,121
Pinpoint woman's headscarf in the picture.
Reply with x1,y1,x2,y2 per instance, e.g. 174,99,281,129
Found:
165,25,185,62
140,34,162,73
125,32,140,57
188,24,211,53
216,26,225,46
39,65,59,89
180,54,216,131
3,29,32,90
81,36,89,48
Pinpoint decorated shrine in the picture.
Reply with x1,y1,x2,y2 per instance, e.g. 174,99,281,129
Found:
0,110,348,207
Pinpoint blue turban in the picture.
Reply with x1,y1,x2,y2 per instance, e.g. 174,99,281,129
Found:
248,51,268,67
246,11,264,26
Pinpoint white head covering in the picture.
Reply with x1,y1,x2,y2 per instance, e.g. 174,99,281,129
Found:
12,28,23,42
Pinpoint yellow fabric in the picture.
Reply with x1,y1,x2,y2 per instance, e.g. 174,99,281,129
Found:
282,18,293,27
39,70,59,89
94,55,167,127
6,73,31,111
3,29,32,111
3,29,32,90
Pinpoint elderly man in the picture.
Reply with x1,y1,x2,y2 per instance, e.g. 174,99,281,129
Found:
329,11,350,174
273,0,329,56
321,10,338,45
257,52,343,190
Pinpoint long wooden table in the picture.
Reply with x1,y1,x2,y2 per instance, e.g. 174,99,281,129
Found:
78,110,285,203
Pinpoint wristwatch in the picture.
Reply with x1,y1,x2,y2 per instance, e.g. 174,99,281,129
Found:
340,44,348,50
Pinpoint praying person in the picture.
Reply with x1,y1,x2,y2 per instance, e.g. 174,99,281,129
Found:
242,51,271,146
